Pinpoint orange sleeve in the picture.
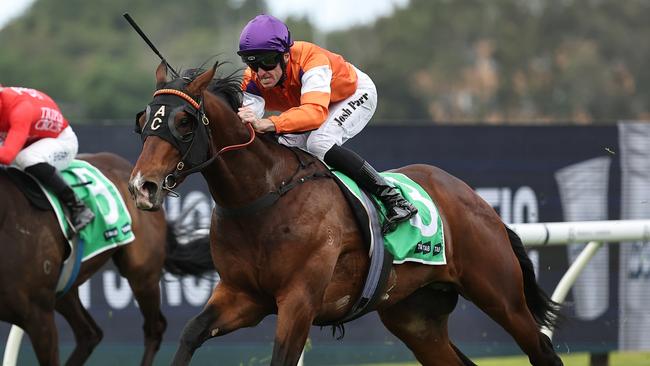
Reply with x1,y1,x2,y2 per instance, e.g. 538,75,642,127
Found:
240,68,253,92
269,102,328,133
269,51,333,133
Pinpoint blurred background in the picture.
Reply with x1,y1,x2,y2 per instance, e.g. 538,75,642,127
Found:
2,0,649,125
2,1,650,365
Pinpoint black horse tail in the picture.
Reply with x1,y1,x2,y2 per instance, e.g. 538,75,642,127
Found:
505,225,562,329
164,224,215,276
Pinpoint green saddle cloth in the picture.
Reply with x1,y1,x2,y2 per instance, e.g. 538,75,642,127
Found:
41,159,135,261
332,171,446,265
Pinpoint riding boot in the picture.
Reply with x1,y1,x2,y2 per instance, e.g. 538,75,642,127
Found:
324,145,418,233
25,162,95,232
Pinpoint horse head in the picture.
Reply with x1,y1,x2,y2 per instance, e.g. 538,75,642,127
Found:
129,61,217,210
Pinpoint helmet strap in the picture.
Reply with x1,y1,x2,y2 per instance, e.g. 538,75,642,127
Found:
277,54,289,87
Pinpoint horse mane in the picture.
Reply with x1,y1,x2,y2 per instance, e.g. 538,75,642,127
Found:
180,62,243,112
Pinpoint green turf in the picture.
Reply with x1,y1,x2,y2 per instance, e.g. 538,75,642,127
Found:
11,341,650,365
361,352,650,366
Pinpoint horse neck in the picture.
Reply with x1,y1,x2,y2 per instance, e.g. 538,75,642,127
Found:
201,93,294,208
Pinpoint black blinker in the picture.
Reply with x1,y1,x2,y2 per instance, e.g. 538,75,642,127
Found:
134,110,145,134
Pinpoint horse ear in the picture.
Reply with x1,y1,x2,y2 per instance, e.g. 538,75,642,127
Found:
187,63,217,96
155,61,168,88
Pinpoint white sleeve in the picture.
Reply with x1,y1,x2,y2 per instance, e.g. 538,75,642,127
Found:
242,92,265,119
300,65,332,95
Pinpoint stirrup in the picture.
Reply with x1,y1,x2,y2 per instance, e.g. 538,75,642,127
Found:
382,205,418,235
71,208,95,233
381,221,398,235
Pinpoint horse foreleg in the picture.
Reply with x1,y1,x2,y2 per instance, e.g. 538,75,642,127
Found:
125,273,166,366
171,282,268,366
271,288,317,366
55,288,103,366
22,308,60,366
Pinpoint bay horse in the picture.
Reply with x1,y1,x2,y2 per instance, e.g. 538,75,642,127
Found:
0,152,209,366
128,62,564,366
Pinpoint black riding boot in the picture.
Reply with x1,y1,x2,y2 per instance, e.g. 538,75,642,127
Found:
25,162,95,232
324,145,418,233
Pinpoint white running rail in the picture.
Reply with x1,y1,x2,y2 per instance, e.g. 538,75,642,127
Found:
2,327,22,366
509,219,650,339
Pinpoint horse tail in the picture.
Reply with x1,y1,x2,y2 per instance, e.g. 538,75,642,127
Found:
504,225,561,329
164,224,215,276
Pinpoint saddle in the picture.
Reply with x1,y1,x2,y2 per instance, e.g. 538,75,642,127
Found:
5,167,52,211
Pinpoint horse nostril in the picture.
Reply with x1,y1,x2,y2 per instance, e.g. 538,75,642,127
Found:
143,181,159,200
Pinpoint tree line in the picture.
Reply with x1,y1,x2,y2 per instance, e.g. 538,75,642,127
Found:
1,0,648,124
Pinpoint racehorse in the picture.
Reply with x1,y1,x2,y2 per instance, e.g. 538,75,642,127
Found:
0,152,209,366
128,61,564,366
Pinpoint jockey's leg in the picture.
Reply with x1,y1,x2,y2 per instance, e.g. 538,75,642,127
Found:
16,126,94,233
25,162,94,232
324,144,417,233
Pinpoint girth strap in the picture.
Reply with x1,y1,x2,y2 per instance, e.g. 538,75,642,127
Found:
335,189,394,324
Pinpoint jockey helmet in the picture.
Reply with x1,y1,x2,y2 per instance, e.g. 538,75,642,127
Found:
237,15,293,56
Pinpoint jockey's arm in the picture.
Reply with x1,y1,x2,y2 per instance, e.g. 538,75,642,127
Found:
0,104,32,165
269,103,328,133
268,65,332,133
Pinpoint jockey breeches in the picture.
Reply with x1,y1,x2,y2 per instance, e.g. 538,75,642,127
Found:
14,126,78,171
278,66,378,160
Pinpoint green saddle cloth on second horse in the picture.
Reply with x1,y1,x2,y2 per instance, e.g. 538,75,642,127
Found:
41,159,135,261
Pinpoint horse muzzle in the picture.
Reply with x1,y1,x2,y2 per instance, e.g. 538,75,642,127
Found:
128,172,164,211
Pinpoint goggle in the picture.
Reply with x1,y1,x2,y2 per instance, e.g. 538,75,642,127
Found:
241,52,281,72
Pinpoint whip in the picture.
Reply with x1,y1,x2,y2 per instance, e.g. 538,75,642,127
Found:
123,12,180,78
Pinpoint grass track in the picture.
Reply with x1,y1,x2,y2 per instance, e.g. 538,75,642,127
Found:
360,352,650,366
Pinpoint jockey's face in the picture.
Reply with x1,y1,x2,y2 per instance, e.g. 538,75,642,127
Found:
256,53,289,89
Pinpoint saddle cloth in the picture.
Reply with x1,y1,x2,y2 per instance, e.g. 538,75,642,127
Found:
10,159,136,260
331,171,446,265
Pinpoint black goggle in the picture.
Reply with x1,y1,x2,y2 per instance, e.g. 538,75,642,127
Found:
241,52,281,72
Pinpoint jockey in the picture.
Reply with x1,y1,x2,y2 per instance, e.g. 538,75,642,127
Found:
0,85,94,232
237,14,418,231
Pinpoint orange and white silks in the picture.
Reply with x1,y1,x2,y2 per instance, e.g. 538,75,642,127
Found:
241,41,359,133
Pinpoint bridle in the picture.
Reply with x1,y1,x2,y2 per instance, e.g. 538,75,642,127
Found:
138,87,256,195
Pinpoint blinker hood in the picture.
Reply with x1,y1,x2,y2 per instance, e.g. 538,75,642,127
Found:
139,92,211,171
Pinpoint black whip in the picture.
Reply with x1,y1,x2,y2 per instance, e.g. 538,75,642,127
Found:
123,12,180,78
